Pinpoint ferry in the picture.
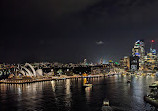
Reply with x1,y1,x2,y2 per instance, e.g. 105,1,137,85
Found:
102,99,113,111
82,78,92,88
83,83,92,87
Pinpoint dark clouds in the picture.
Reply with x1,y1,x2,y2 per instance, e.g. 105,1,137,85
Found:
1,0,158,63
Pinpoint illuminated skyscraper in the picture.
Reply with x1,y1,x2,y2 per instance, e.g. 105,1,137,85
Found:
144,40,157,70
132,40,145,57
120,56,130,70
132,40,145,70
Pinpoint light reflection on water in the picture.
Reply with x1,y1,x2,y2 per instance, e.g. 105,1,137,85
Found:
85,86,92,103
65,79,72,110
0,75,158,111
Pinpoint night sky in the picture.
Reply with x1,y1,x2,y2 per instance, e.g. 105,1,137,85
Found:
1,0,158,63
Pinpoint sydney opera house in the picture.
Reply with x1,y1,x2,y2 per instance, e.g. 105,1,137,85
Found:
16,63,43,77
0,62,56,83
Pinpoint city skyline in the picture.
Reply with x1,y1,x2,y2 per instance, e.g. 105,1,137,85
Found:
0,39,157,64
2,1,158,111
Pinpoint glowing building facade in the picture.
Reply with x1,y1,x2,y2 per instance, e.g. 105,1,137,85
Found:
132,40,145,70
131,40,158,71
144,48,158,70
120,56,130,71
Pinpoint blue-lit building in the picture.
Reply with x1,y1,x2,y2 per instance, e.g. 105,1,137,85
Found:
132,40,145,57
132,40,145,70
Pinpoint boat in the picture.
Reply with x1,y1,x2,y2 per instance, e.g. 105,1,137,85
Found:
102,99,113,111
83,83,92,87
82,78,92,88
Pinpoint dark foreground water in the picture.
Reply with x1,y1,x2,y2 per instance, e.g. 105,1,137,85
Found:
0,75,158,111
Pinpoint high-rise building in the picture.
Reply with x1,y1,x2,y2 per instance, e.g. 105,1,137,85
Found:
132,40,145,70
144,47,157,70
130,56,139,71
132,40,145,57
120,56,130,70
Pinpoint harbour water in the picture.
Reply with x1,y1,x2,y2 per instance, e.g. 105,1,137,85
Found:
0,75,157,111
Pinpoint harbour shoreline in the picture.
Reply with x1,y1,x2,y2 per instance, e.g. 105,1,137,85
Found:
0,74,116,84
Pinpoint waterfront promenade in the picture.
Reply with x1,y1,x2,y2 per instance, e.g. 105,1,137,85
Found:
0,74,116,84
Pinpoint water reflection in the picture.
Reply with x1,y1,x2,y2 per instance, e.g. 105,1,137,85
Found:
0,76,157,111
85,87,92,103
65,79,72,110
51,80,56,92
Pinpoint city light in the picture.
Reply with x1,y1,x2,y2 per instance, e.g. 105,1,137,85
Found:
151,40,155,43
1,0,158,110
